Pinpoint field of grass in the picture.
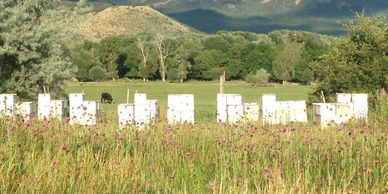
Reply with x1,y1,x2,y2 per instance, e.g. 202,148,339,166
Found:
1,81,387,193
65,80,311,122
0,117,387,193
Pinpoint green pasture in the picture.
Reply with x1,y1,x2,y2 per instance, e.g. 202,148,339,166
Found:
65,80,311,122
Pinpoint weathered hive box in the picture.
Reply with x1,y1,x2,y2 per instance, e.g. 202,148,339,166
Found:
227,104,244,124
69,93,85,125
335,103,353,124
50,100,68,121
134,93,147,105
118,104,134,129
336,93,352,104
351,94,368,121
275,101,292,125
217,94,242,123
38,94,51,120
0,94,17,117
290,101,308,123
78,101,100,126
243,102,259,122
262,94,277,125
15,102,37,120
167,94,194,124
147,100,159,123
134,103,151,129
313,103,336,126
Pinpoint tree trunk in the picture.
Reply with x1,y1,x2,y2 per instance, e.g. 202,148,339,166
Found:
180,79,183,83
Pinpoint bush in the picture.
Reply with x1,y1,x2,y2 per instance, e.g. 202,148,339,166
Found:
88,66,109,81
244,68,270,86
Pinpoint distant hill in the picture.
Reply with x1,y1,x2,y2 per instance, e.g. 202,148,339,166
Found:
79,6,200,40
79,0,388,35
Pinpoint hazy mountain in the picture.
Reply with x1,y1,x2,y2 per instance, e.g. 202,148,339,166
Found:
76,0,388,34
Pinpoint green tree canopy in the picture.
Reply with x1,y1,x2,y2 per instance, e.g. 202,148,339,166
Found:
0,0,84,99
311,14,388,99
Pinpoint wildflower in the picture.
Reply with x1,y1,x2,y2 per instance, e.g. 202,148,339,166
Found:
61,144,69,152
262,167,270,173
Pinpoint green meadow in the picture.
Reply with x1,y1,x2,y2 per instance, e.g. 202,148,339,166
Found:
65,80,311,122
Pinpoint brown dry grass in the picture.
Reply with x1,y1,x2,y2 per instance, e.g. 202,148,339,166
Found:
79,6,198,41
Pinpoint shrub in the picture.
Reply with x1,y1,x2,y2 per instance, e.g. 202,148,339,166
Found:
244,68,270,86
88,66,109,81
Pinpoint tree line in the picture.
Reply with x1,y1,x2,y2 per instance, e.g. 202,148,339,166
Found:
68,30,331,84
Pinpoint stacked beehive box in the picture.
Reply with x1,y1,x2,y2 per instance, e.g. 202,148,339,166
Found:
38,94,51,120
118,93,159,129
78,101,100,126
275,101,292,124
15,102,37,120
69,93,85,125
217,94,243,124
0,94,17,117
351,94,368,121
38,93,68,121
168,94,194,124
291,101,308,123
262,94,277,125
313,103,336,127
243,102,260,122
118,104,135,128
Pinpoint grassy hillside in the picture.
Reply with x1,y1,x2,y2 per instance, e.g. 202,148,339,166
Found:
81,0,388,35
79,6,201,41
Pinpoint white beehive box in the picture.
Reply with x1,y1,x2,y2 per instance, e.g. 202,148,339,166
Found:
227,105,244,124
216,94,228,123
291,101,308,123
134,93,147,105
336,93,352,104
217,94,243,123
78,101,100,126
118,104,134,129
180,111,195,124
15,102,37,120
243,102,259,122
275,101,292,125
38,94,51,120
226,94,243,106
0,94,17,117
167,94,195,124
167,95,180,123
69,93,85,125
335,103,353,124
134,103,151,129
50,100,68,121
147,100,159,123
313,103,336,126
262,94,277,125
351,94,368,121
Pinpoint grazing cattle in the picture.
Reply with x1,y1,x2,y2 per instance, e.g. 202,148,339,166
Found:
101,92,114,104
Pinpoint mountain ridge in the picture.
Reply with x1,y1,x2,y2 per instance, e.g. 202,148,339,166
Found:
73,0,388,35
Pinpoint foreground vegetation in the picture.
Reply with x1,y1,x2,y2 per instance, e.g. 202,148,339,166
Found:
0,117,387,193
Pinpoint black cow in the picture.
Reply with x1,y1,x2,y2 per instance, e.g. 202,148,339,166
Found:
101,92,115,104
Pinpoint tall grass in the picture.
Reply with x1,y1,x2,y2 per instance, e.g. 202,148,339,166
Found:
0,116,387,193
